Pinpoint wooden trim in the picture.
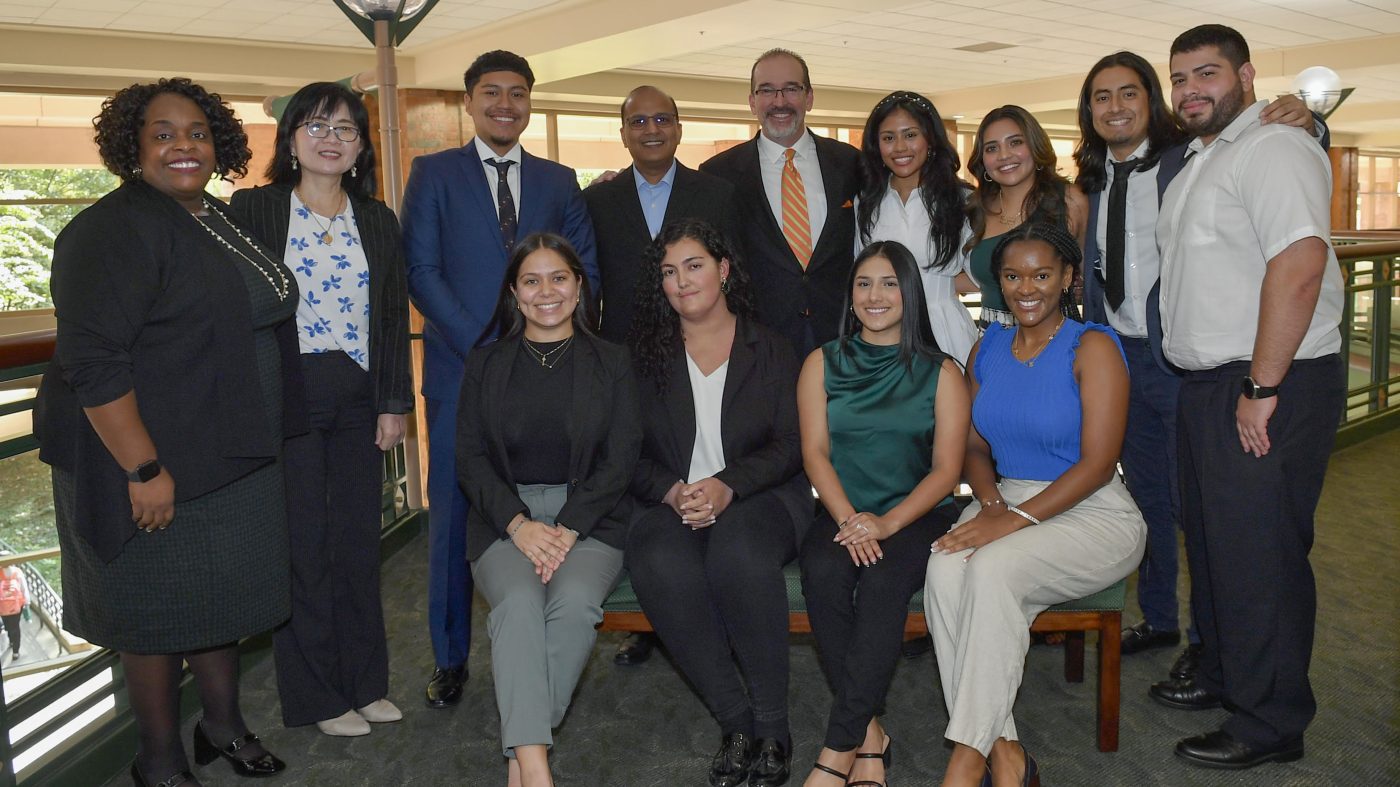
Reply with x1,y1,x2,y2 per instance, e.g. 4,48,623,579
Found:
0,330,55,369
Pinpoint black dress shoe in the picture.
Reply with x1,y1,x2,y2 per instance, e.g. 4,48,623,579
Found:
1120,621,1181,655
425,664,467,708
1170,643,1203,680
614,632,659,666
1149,676,1222,710
900,634,932,659
130,762,194,787
192,722,285,778
749,737,791,786
708,732,753,787
1175,729,1303,769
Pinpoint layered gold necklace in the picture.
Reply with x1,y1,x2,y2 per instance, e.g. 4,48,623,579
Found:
1011,315,1065,367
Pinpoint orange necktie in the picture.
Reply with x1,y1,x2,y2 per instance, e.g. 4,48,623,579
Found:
781,148,813,268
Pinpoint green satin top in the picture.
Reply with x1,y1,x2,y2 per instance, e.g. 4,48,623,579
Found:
968,235,1008,313
823,336,949,515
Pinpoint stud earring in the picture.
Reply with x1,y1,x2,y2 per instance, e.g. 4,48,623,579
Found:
131,166,143,177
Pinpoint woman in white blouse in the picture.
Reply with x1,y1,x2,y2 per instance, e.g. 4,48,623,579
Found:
231,82,413,738
855,91,978,365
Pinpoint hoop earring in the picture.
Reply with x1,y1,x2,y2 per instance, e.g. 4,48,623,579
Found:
1036,164,1043,171
982,170,992,182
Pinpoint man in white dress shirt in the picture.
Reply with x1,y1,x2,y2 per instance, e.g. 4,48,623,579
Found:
1154,24,1345,770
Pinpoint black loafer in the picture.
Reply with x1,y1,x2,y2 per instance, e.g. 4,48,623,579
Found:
1175,729,1303,769
1170,643,1203,680
749,737,791,786
708,732,753,787
1120,621,1181,655
614,632,659,666
192,722,285,777
1149,677,1222,710
425,664,467,708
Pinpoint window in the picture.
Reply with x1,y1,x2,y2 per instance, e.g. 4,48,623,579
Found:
1357,153,1400,230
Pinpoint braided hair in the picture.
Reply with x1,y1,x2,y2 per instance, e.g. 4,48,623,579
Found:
990,222,1083,321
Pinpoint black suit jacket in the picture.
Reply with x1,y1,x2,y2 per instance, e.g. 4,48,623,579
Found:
701,131,861,356
630,319,811,544
456,333,641,561
583,162,743,342
230,184,414,414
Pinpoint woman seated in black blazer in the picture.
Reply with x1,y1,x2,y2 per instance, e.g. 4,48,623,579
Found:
230,81,413,739
626,218,809,787
456,232,640,787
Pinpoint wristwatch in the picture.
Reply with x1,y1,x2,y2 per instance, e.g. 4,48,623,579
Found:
1240,376,1279,400
127,459,161,483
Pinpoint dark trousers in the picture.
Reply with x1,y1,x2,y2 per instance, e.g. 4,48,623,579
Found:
1177,354,1343,746
426,394,472,669
627,492,798,743
2,613,20,654
274,352,389,726
800,504,956,750
1119,338,1187,636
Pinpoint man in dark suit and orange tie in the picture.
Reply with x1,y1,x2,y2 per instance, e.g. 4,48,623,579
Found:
700,48,861,358
401,49,597,710
585,85,742,344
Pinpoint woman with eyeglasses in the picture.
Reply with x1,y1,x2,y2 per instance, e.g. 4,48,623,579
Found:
856,91,978,364
230,81,412,738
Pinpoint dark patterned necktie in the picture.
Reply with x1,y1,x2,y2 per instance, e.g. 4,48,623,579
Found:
1105,158,1139,312
489,159,517,252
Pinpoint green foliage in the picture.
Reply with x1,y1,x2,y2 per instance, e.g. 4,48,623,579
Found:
0,168,117,311
0,452,61,595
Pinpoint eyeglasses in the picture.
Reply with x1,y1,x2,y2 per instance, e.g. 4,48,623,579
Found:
299,121,360,142
752,85,807,100
625,113,677,129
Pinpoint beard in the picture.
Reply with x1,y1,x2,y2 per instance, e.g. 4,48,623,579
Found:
1180,81,1246,138
760,108,802,143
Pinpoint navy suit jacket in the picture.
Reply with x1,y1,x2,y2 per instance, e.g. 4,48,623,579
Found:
401,144,597,400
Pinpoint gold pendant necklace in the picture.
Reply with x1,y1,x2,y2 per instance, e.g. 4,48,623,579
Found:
296,187,345,245
195,201,291,302
522,336,573,369
1012,315,1065,367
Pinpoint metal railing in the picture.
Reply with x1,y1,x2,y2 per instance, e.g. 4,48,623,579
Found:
1337,241,1400,435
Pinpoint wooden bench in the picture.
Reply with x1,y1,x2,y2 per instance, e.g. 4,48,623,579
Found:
600,566,1125,752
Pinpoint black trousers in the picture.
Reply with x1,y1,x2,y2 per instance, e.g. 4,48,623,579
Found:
273,352,389,726
2,613,20,654
1177,354,1344,747
800,504,956,750
627,491,798,742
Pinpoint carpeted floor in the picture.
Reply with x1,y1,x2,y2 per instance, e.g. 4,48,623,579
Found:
107,430,1399,786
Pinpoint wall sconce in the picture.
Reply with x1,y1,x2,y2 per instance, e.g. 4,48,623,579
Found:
1292,66,1355,120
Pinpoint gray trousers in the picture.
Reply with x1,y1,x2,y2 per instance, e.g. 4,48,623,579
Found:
471,484,624,756
924,477,1146,756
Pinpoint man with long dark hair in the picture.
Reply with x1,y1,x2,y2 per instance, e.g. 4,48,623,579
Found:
1155,25,1345,770
1073,51,1322,680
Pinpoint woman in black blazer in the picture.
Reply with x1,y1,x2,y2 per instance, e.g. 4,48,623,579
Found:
626,219,808,787
229,82,412,738
456,232,640,787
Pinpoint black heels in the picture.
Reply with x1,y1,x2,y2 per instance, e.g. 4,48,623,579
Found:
849,736,891,786
130,762,194,787
192,722,286,778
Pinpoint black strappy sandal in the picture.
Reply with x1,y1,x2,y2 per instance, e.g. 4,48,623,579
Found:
811,762,849,783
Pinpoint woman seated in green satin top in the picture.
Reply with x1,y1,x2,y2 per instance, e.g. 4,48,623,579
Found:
795,240,971,787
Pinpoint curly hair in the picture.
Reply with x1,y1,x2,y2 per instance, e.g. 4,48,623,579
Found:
990,222,1083,321
628,218,754,393
94,77,250,182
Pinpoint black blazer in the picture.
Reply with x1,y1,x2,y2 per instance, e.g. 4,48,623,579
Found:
583,162,743,342
701,131,861,357
35,181,306,561
456,333,641,561
631,319,811,544
230,184,414,414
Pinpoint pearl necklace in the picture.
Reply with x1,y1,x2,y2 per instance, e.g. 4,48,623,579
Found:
522,336,573,369
195,201,291,302
1011,315,1065,368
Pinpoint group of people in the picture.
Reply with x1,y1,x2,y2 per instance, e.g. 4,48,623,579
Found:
33,20,1344,787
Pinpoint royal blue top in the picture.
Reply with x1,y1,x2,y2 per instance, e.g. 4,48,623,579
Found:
971,320,1125,481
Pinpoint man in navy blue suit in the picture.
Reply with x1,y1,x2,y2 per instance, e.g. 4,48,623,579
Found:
402,50,597,708
1073,51,1321,686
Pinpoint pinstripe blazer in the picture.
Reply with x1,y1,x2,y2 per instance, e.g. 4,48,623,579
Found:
230,184,414,414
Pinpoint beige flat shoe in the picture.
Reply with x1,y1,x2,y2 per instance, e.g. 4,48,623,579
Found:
356,699,403,723
315,709,371,737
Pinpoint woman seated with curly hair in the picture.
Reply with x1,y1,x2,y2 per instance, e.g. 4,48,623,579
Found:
625,218,810,787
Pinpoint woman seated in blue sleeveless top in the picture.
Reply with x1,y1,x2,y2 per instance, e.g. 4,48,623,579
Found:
924,222,1146,787
797,240,970,787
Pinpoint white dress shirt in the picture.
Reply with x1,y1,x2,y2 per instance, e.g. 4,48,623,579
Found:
473,136,522,220
1094,139,1160,338
686,355,729,483
756,130,827,244
1157,100,1344,371
856,185,978,364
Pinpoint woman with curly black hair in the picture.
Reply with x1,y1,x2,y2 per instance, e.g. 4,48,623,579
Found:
625,218,809,787
856,91,978,364
36,78,298,786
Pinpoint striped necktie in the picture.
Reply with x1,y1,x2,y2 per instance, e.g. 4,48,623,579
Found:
781,148,812,268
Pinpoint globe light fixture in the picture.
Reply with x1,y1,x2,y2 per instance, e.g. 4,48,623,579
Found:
1292,65,1355,120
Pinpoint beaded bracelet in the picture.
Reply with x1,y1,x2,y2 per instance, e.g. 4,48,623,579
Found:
980,497,1006,508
